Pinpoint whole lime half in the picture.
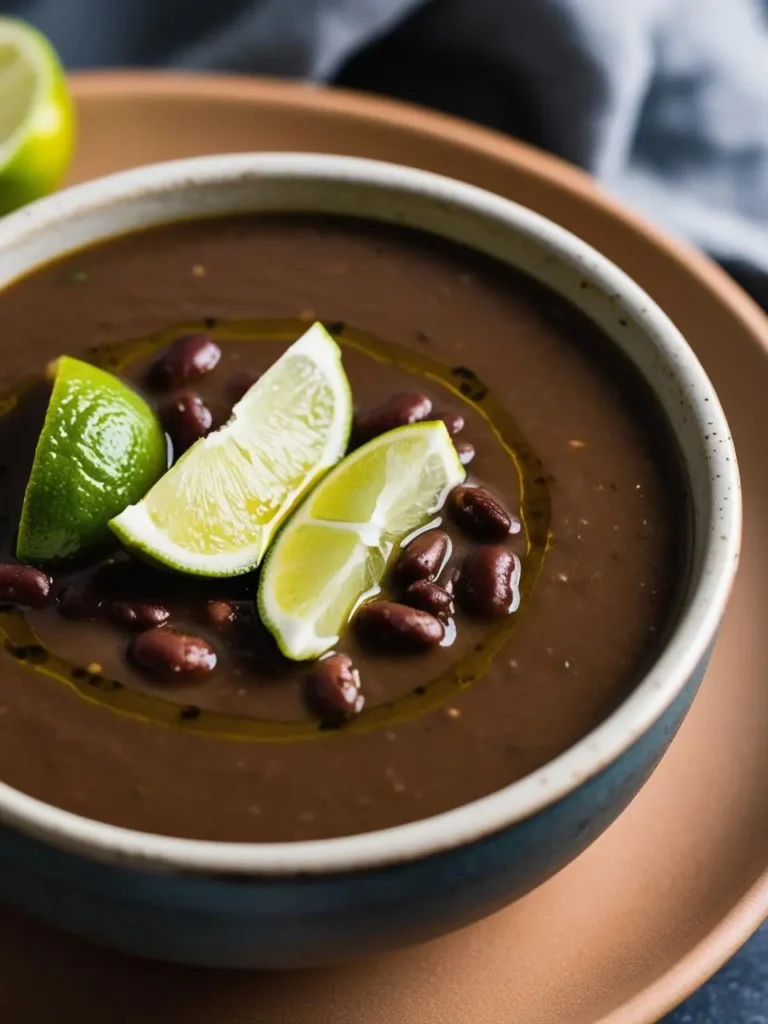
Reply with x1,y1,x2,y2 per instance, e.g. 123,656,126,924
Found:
0,18,74,215
17,357,167,562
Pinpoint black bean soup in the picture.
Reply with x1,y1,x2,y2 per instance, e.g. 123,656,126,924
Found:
0,215,687,841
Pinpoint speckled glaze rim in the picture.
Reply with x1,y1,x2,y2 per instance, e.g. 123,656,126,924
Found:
0,152,741,875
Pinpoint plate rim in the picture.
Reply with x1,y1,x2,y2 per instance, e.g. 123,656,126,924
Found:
65,70,768,1022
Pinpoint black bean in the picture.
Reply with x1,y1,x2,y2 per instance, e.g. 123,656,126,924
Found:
450,486,518,541
161,392,213,455
204,599,237,629
354,393,433,443
458,546,519,618
356,600,444,650
109,601,171,630
147,333,221,389
129,628,217,679
306,654,364,720
0,564,52,609
402,580,454,620
396,529,450,585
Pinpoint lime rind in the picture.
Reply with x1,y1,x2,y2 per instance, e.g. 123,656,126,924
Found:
16,356,166,562
109,323,353,577
258,421,466,661
0,18,74,214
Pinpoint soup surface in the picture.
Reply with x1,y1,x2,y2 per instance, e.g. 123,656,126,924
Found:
0,215,686,841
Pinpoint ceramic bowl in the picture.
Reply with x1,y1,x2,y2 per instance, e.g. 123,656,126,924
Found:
0,154,741,968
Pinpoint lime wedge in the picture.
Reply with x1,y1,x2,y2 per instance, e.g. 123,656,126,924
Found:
259,421,466,660
0,18,73,215
110,323,353,577
17,357,167,562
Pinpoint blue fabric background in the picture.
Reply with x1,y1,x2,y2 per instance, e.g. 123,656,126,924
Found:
2,0,767,1018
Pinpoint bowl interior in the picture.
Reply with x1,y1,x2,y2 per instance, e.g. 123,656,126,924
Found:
0,153,740,873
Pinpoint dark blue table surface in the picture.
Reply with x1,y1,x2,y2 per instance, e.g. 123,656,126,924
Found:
661,924,768,1023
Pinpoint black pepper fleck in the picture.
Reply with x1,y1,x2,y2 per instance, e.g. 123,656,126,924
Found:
87,676,122,692
323,320,346,335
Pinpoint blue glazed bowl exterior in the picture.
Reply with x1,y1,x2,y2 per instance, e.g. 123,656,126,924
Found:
0,651,709,968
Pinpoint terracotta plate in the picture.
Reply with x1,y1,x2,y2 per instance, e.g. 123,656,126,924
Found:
1,73,766,1023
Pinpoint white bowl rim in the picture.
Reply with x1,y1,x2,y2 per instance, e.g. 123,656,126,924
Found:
0,153,741,876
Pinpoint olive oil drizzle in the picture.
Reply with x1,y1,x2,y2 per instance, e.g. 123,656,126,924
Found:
0,319,552,742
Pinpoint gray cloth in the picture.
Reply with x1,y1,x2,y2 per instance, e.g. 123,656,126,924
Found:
5,0,768,305
3,1,768,1020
